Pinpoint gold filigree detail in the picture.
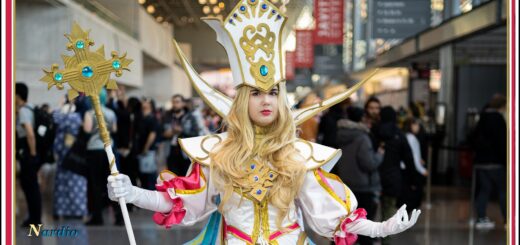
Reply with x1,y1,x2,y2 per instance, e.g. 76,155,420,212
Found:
240,23,276,91
194,134,223,161
295,139,326,163
232,159,278,203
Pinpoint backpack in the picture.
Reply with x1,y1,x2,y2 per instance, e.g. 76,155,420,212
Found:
27,105,56,164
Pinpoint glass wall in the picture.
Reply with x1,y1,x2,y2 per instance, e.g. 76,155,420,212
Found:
343,0,494,73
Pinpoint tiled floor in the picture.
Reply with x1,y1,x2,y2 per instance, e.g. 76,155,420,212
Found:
15,165,507,245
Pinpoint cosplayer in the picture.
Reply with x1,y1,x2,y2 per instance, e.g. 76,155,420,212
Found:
107,0,420,244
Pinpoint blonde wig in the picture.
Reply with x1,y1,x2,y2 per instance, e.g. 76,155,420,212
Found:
209,83,307,228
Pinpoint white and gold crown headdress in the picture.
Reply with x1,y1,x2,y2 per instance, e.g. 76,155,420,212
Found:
172,0,377,125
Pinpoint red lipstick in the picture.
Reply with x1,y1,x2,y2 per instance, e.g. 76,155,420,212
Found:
261,110,272,116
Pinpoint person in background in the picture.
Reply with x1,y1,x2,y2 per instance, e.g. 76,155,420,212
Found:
52,96,89,220
125,97,143,186
470,94,507,229
318,85,350,148
16,82,42,227
400,117,428,211
83,88,117,225
188,97,210,136
377,106,415,244
335,106,385,245
298,92,321,142
163,94,200,176
204,107,223,133
363,96,382,151
135,97,160,190
107,87,131,163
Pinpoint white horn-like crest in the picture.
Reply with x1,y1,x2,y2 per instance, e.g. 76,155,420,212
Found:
292,69,379,126
172,39,233,118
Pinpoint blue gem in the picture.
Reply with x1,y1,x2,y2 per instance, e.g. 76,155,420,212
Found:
233,13,238,18
82,66,94,78
229,19,233,23
256,190,262,195
254,176,259,181
251,0,255,2
269,173,273,178
240,6,246,11
251,164,255,170
262,3,268,10
272,10,276,14
260,65,268,76
277,15,281,19
76,40,85,49
112,60,121,69
54,73,63,81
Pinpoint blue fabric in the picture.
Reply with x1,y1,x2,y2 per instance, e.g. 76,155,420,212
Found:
184,212,222,245
52,110,88,217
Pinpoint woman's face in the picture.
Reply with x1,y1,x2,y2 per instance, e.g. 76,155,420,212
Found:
248,87,279,127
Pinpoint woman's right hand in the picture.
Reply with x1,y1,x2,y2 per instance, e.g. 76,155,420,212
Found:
107,174,137,203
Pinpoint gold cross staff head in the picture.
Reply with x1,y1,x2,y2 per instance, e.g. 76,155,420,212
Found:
39,22,133,101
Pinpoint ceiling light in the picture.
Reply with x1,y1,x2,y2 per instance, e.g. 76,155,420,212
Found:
218,2,225,9
146,5,155,14
209,0,217,4
198,0,207,4
138,0,146,5
213,6,221,14
203,5,211,14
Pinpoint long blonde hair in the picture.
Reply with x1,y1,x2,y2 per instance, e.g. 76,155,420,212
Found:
210,83,307,228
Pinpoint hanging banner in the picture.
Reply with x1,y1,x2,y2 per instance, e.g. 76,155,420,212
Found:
314,0,344,44
295,30,314,68
285,51,296,81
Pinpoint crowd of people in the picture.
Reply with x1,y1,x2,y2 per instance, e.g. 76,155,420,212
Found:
304,94,429,245
15,82,223,227
15,81,506,244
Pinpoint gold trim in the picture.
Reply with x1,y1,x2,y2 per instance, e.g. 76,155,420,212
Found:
175,167,207,195
159,169,178,181
177,133,225,167
313,169,351,213
109,156,116,170
296,232,308,245
227,225,254,245
172,39,232,119
296,139,326,163
293,69,379,126
261,200,270,243
298,144,342,170
251,199,263,243
195,134,223,161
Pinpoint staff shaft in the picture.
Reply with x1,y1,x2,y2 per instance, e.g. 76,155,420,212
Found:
89,95,137,245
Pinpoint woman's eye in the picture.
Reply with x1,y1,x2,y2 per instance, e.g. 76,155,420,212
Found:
251,92,259,96
270,91,278,96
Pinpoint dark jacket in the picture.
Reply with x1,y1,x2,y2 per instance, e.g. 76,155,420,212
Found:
377,107,416,197
335,119,383,193
471,110,507,166
318,104,348,148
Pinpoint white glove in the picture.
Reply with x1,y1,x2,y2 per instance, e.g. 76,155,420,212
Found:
344,204,421,238
107,174,173,213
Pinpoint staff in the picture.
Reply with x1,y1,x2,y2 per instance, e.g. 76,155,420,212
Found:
40,22,136,245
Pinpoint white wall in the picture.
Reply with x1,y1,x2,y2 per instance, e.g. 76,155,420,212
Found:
15,0,190,109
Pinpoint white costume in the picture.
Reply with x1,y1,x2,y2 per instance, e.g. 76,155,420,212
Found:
107,0,420,244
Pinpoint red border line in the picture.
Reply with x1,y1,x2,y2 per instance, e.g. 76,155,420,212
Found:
511,0,516,243
7,0,13,244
